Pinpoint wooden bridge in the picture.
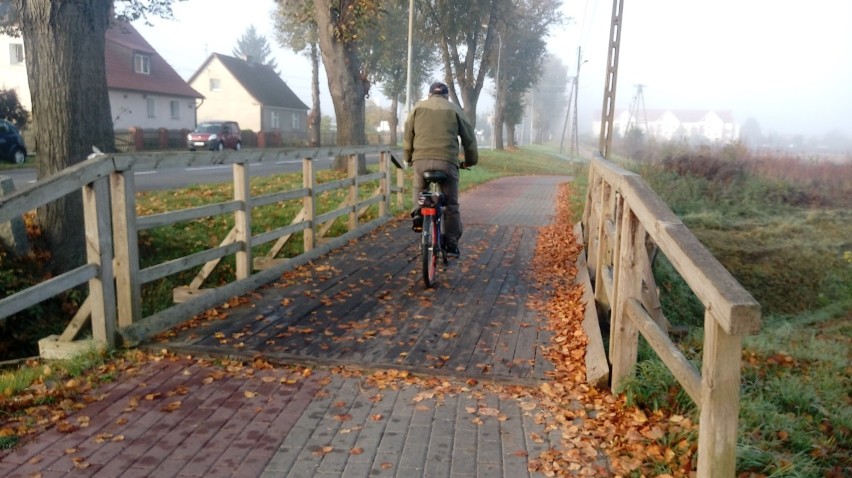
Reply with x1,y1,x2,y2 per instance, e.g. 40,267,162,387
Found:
0,147,760,476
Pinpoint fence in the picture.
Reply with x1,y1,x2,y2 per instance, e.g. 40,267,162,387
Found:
0,146,405,357
581,152,761,477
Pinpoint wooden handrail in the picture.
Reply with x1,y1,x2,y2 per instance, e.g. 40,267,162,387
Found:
582,152,761,477
0,146,403,353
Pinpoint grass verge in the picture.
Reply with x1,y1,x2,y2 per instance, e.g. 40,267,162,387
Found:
616,147,851,477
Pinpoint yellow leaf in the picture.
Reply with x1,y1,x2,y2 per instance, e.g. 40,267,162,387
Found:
161,400,182,412
244,391,258,398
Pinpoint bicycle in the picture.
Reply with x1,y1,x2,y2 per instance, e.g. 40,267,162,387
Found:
416,170,449,288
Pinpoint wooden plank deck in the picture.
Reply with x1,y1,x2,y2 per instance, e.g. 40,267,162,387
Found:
160,176,571,384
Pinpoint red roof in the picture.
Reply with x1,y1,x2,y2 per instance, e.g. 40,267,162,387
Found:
105,22,202,99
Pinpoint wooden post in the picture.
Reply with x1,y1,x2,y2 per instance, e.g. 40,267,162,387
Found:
348,154,358,231
379,151,389,217
593,180,610,305
610,207,642,393
608,194,625,357
697,311,742,477
0,176,30,257
83,177,117,347
396,168,405,208
110,170,141,328
303,157,315,252
233,162,251,279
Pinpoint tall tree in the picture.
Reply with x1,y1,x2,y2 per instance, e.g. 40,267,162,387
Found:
360,0,436,145
275,0,321,146
0,1,178,273
277,0,380,171
420,0,506,126
529,55,568,143
490,0,564,149
233,24,280,74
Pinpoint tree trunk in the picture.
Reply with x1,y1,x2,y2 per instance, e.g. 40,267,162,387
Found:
313,0,367,173
506,123,516,148
389,94,399,146
495,94,505,150
19,0,116,273
308,41,321,147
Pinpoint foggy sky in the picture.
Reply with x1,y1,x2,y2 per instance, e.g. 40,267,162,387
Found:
135,0,852,138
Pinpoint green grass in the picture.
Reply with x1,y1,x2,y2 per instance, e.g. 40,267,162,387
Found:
613,144,852,476
0,346,110,396
131,148,577,315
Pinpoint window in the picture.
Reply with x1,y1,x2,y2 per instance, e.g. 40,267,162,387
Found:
271,111,280,129
170,100,180,119
209,78,221,91
291,113,300,130
9,44,24,65
147,97,156,118
134,54,150,74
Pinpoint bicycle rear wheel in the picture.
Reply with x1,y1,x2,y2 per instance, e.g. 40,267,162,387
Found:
421,215,439,288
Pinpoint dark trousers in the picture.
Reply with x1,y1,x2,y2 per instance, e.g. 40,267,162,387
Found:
412,159,461,244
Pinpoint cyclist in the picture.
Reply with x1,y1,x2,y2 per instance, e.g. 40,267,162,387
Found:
403,81,478,257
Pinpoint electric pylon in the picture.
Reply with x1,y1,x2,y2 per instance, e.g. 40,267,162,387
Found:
625,83,648,134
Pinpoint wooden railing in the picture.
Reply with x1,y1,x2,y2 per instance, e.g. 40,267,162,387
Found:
581,153,761,477
0,146,405,356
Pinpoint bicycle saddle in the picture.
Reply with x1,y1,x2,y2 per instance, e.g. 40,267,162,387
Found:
423,170,449,183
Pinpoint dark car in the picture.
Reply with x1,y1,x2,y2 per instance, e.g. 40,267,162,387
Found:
0,119,27,164
187,121,242,151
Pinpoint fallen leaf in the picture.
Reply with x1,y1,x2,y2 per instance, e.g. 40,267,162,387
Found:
161,400,182,412
244,391,258,398
350,447,363,455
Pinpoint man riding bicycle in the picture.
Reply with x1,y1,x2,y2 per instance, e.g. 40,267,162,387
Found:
403,81,479,257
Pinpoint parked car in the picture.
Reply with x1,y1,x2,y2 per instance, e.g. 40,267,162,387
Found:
0,119,27,164
187,121,242,151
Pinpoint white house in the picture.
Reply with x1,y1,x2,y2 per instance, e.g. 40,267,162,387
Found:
188,53,309,135
0,21,202,131
594,109,740,143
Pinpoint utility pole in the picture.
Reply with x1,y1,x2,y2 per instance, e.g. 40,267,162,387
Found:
570,47,583,158
598,0,625,159
404,0,414,120
559,78,576,154
560,46,585,157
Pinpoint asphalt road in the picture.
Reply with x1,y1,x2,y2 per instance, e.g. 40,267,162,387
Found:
1,155,378,192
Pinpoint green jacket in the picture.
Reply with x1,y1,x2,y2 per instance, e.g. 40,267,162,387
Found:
403,95,479,167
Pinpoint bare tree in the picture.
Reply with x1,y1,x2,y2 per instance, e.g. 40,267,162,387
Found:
275,0,322,146
361,1,436,145
420,0,506,126
277,0,381,171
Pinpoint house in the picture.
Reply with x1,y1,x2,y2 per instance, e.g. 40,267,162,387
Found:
593,109,740,143
0,22,202,131
0,35,30,110
188,53,309,137
104,22,203,130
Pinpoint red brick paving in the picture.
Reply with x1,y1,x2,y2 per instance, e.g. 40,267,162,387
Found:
0,356,326,478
